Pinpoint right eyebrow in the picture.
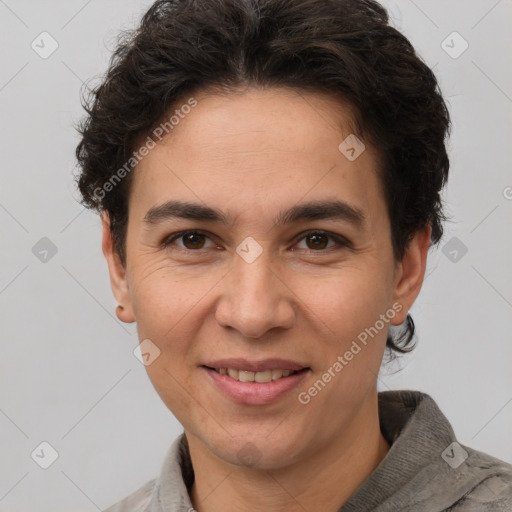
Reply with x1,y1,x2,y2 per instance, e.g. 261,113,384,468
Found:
143,200,230,226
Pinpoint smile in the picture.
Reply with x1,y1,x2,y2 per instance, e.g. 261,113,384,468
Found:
211,368,300,383
202,362,310,405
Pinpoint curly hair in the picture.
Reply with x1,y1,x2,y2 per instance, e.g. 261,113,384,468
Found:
75,0,451,357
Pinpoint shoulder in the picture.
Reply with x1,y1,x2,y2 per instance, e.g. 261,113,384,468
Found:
449,445,512,511
102,479,156,512
101,434,192,512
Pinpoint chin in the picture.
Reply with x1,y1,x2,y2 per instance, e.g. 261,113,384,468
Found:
207,430,306,470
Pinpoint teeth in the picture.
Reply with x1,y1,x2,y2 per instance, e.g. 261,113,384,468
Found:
238,371,255,382
255,370,272,383
216,368,298,382
272,369,283,380
227,368,239,379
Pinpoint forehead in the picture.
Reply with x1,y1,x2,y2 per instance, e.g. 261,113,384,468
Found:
129,87,384,227
163,87,359,156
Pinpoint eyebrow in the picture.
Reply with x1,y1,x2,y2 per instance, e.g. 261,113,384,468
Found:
143,199,365,228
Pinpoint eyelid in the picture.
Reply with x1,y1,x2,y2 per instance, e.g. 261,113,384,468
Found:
161,229,351,251
293,229,352,249
160,229,217,250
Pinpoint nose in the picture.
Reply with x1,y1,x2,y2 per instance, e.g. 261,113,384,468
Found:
214,251,296,339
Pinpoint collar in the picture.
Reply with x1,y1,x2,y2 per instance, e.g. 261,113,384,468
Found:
147,390,509,511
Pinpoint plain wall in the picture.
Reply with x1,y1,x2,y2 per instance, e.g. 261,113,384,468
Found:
0,1,511,510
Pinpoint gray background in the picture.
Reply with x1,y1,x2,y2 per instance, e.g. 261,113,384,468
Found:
0,0,511,510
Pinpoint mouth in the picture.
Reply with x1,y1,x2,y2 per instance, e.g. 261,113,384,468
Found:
206,367,305,383
201,360,311,405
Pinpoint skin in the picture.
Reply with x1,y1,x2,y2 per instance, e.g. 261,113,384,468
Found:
102,86,430,511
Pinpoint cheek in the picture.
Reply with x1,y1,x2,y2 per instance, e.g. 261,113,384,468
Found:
292,265,393,342
293,266,392,397
294,272,390,424
129,255,221,341
128,259,217,424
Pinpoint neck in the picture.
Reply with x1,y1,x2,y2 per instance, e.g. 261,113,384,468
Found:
188,390,390,512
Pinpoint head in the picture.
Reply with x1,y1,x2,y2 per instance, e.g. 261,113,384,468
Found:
75,0,449,469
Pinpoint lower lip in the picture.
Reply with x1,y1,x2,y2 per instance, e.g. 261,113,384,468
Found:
203,367,310,405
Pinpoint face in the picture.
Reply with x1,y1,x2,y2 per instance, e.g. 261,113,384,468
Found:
103,86,428,470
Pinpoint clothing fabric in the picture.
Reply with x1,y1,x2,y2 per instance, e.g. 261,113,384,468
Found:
103,390,512,511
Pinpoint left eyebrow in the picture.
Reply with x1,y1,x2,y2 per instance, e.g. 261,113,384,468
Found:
142,199,365,228
273,199,365,227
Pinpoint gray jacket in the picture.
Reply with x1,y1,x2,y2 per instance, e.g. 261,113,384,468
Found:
104,390,512,511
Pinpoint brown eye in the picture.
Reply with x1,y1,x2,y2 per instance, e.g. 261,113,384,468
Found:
305,233,329,250
161,230,215,251
182,232,206,249
294,231,350,252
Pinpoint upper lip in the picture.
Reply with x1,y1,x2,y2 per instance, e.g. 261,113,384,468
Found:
202,358,309,372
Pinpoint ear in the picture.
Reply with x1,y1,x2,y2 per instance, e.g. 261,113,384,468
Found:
101,211,135,323
390,225,431,325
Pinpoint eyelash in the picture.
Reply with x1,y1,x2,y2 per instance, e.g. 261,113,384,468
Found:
160,229,351,253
